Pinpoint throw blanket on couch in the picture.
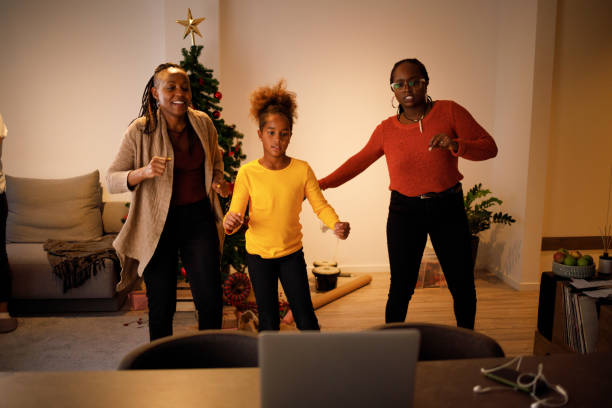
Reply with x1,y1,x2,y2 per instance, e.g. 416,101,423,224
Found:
43,235,119,293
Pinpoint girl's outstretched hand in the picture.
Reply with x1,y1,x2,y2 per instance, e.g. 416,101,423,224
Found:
224,211,244,233
334,222,350,240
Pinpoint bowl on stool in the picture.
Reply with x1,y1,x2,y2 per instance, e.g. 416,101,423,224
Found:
312,266,341,292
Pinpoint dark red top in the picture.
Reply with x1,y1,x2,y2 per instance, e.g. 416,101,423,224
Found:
170,122,206,206
319,100,498,196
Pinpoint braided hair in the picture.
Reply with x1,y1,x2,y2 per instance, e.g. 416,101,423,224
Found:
390,58,429,115
137,62,184,134
249,80,297,131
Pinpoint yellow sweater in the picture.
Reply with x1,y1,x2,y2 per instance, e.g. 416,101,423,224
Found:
226,158,340,258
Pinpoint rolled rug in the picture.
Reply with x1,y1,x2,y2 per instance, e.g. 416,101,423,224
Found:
282,275,373,325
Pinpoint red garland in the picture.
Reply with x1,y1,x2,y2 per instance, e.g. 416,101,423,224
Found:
222,272,251,307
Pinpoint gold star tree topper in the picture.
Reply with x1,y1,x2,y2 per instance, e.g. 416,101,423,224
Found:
176,8,205,46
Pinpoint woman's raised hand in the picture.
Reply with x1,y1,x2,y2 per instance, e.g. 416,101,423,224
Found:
144,156,171,179
127,156,171,188
334,221,350,240
428,133,458,153
224,211,244,233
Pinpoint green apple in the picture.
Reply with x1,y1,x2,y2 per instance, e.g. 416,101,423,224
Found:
577,257,590,266
563,255,577,266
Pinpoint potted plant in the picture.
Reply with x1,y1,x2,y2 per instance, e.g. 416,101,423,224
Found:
463,183,516,264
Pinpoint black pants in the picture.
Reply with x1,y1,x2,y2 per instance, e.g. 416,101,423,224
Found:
143,199,222,341
0,192,10,302
385,188,476,329
247,249,319,331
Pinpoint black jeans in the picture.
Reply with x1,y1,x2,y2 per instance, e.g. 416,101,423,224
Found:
385,188,476,329
247,249,319,331
0,192,10,302
143,199,221,341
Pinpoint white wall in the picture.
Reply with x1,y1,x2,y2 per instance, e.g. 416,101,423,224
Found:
0,0,163,180
474,0,558,289
0,0,559,286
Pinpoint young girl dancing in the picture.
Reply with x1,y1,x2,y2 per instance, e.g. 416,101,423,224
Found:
223,81,350,331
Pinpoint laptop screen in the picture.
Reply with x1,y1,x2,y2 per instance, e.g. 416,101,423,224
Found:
259,330,420,408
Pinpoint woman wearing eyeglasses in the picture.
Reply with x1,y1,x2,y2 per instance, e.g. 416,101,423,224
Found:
319,58,497,329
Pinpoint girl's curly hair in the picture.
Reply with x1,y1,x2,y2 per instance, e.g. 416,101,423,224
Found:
249,80,297,130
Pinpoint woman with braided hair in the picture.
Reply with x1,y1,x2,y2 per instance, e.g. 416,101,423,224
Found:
106,63,230,341
319,59,498,329
223,80,350,331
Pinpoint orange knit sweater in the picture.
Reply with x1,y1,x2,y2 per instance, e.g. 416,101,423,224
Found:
319,100,498,197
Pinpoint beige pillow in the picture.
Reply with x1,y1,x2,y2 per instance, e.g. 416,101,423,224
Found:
6,170,104,243
102,201,130,234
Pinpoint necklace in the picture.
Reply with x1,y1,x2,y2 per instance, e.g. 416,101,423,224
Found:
399,100,429,133
402,110,425,123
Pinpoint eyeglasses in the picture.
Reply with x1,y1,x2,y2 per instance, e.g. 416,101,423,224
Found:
390,78,427,91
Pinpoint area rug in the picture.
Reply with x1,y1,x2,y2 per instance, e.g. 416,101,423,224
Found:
0,311,199,371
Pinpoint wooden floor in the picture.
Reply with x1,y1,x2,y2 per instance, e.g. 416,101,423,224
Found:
314,270,540,357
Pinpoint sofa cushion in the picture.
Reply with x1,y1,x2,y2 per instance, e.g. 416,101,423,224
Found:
102,201,130,234
6,170,104,243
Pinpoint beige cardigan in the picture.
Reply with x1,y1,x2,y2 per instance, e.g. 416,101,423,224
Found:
106,108,225,291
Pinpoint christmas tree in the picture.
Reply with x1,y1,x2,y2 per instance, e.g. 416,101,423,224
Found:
179,44,248,277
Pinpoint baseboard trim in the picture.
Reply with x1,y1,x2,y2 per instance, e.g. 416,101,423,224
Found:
496,273,540,291
541,236,603,251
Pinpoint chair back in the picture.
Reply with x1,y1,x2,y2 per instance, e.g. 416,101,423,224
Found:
118,330,258,369
369,322,504,361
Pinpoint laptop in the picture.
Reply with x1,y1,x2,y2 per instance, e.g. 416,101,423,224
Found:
259,330,420,408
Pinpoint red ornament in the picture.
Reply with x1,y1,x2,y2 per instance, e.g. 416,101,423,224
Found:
199,78,204,86
228,151,234,157
180,267,187,276
214,91,222,100
213,111,221,119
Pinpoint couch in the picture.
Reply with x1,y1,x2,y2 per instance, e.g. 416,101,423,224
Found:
5,170,130,315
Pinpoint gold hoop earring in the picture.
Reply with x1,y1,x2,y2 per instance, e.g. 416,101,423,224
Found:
391,95,398,109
